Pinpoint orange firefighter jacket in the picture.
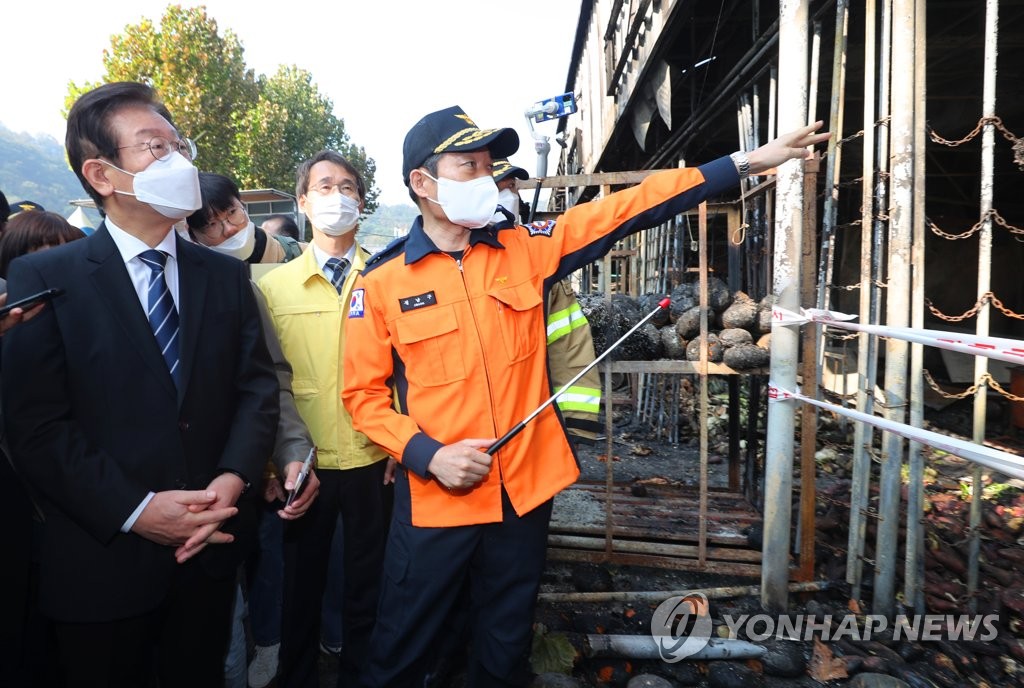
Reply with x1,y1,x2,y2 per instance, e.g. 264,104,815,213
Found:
341,158,738,527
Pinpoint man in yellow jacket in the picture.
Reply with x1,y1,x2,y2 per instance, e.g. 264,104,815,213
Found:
257,150,389,688
342,106,828,687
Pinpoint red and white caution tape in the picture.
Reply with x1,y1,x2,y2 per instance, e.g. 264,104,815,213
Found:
772,306,1024,366
768,383,1024,480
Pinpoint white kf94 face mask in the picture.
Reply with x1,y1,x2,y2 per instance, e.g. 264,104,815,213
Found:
207,220,256,260
495,188,521,224
104,152,203,219
422,171,499,229
307,192,360,236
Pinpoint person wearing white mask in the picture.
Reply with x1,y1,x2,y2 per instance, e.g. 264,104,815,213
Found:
257,150,391,688
185,173,304,264
1,81,280,687
342,105,829,687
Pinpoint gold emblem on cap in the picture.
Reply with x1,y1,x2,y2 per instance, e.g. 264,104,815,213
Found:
455,113,476,126
433,127,501,154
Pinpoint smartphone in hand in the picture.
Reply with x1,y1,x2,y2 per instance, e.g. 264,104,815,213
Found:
0,287,65,317
285,447,316,508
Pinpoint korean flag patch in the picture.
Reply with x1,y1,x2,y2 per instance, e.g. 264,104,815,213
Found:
348,288,365,318
526,219,556,237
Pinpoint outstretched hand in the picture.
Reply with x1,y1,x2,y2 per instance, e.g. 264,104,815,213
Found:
747,121,831,175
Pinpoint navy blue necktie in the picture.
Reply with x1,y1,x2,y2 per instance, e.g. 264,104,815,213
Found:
325,257,349,294
138,250,180,388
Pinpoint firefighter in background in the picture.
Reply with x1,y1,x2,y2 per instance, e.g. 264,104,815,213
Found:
491,158,601,444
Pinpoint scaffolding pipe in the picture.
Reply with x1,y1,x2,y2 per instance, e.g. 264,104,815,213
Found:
874,0,915,619
847,0,879,598
808,21,822,126
761,0,809,614
968,0,999,615
905,0,927,616
815,0,850,405
540,580,830,604
698,202,709,567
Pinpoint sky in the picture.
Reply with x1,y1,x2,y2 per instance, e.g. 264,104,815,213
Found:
0,0,583,207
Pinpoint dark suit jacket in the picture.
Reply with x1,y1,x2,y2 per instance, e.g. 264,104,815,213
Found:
1,225,279,623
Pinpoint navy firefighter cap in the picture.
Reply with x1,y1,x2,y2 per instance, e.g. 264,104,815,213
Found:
402,106,519,185
7,199,45,217
491,158,529,184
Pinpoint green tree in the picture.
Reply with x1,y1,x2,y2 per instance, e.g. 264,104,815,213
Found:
66,5,256,176
64,5,378,208
231,65,378,212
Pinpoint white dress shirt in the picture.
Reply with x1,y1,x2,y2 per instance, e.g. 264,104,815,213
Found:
105,220,179,532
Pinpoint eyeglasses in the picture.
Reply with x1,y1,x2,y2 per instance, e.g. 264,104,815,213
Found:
308,180,359,198
117,136,198,162
201,205,248,235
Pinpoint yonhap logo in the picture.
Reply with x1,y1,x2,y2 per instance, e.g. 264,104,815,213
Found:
650,593,713,662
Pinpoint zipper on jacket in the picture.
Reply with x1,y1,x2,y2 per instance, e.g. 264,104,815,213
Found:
453,249,505,483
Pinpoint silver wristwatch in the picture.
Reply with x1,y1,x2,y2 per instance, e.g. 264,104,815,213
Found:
730,151,750,179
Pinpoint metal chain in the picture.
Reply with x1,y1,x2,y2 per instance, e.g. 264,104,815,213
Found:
923,368,1024,402
988,376,1024,402
929,116,1021,147
830,278,888,291
835,117,892,148
926,291,1024,322
928,208,1024,240
923,368,978,400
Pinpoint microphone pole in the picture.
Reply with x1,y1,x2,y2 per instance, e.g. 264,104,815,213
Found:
486,297,670,456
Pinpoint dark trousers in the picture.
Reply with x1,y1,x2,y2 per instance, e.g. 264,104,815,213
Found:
0,457,53,687
50,560,234,688
279,461,390,688
362,488,553,688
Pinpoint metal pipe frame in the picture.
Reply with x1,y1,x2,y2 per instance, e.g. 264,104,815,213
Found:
847,0,878,598
873,0,915,619
762,0,810,614
905,0,928,616
968,0,1000,614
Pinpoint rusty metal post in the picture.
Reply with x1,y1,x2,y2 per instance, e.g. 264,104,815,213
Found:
762,0,809,613
875,0,914,618
698,202,710,567
905,0,927,615
968,0,999,614
847,0,879,600
799,154,821,582
815,0,850,406
604,363,615,557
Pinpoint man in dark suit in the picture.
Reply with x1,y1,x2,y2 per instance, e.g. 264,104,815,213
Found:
1,82,279,688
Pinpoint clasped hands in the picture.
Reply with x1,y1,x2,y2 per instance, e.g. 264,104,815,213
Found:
131,472,247,564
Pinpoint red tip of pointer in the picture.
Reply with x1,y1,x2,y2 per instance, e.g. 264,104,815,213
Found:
658,297,671,309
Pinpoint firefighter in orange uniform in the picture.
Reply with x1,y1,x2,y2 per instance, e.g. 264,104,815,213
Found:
341,105,828,687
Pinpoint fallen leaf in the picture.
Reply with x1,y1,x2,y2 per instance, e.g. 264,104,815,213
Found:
848,599,861,614
624,608,636,619
807,639,848,683
630,445,653,456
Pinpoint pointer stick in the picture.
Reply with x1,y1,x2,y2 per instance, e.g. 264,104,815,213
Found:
486,297,671,456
